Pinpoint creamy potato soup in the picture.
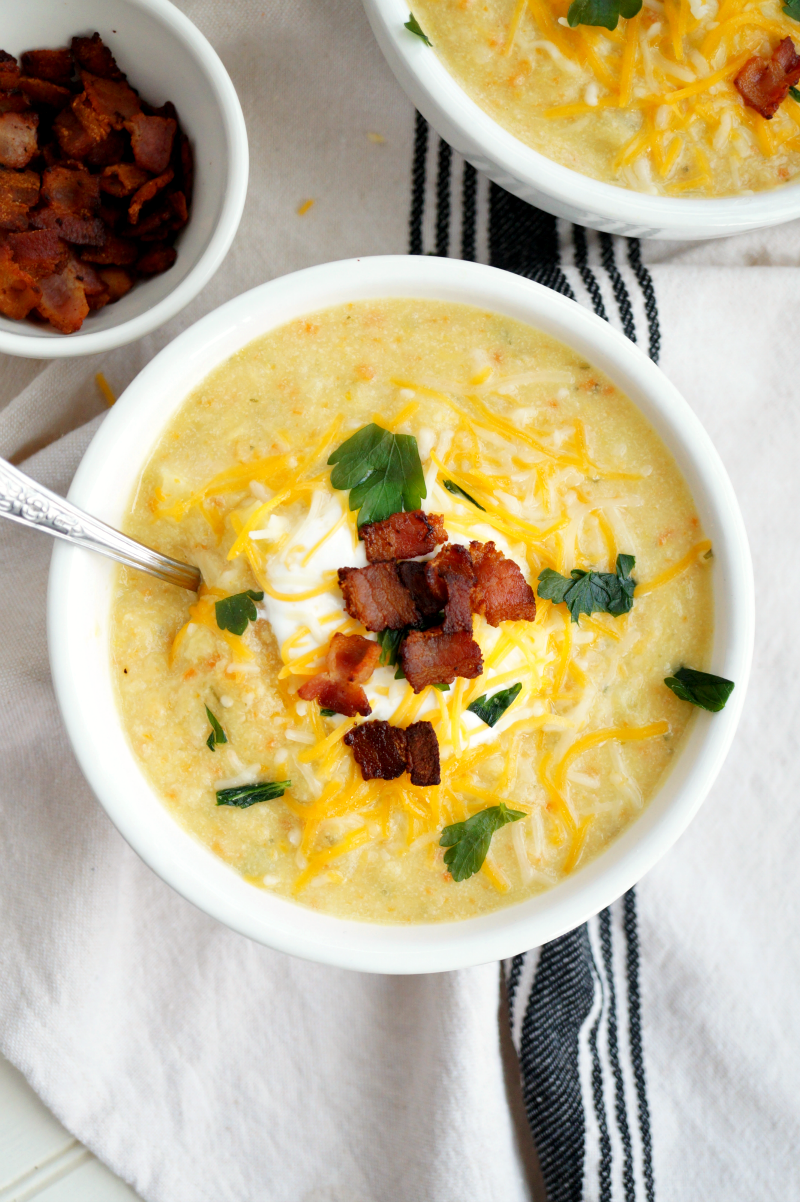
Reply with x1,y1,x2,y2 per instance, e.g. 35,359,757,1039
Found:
411,0,800,196
111,299,714,924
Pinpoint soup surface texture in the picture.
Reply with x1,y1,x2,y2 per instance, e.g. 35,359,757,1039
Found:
111,299,713,924
411,0,800,196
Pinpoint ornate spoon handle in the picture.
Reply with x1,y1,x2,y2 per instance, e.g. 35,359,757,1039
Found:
0,457,201,592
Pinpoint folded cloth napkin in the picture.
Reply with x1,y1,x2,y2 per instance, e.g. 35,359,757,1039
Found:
1,2,798,1200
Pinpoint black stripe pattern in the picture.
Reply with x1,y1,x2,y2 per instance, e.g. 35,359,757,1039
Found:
407,115,661,1202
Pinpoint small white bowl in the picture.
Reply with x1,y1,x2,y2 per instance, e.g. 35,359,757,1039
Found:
0,0,248,358
48,256,754,973
362,0,800,240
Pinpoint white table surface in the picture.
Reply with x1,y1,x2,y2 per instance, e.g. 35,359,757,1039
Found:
0,1054,140,1201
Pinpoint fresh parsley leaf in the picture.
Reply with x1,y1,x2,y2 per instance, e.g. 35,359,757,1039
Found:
328,423,426,528
443,479,486,511
664,667,734,713
567,0,641,28
216,780,291,808
537,554,636,623
376,627,404,668
785,0,800,21
467,682,522,727
214,589,264,637
205,705,228,751
405,13,432,43
440,803,526,882
320,708,337,717
433,682,450,692
790,83,800,101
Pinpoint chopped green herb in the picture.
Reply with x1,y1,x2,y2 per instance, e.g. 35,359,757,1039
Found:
328,423,426,528
790,83,800,101
215,589,264,637
537,554,636,623
433,682,450,692
440,803,526,881
216,780,291,808
664,667,734,713
405,13,432,43
205,705,228,751
467,682,522,727
784,0,800,21
376,626,404,668
567,0,641,29
320,708,337,717
443,479,486,511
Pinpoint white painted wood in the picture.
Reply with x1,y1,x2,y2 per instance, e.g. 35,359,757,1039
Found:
0,1055,142,1201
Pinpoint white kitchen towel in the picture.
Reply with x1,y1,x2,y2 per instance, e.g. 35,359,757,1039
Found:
0,2,798,1201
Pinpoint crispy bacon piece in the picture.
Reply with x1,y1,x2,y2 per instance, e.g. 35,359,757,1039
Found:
0,112,38,169
80,234,137,265
0,168,39,231
81,73,141,131
128,168,173,224
136,243,177,275
344,721,409,781
30,207,106,245
0,51,20,92
0,94,31,115
18,78,71,110
400,628,483,694
0,244,40,319
469,540,536,627
71,34,124,81
735,38,800,119
297,677,372,719
52,106,96,159
99,162,150,198
360,510,448,563
35,257,89,333
72,256,108,310
20,48,74,86
96,266,133,301
31,165,105,246
125,111,176,174
7,229,68,278
338,562,421,631
344,719,441,785
405,721,440,787
397,560,442,618
425,543,476,634
297,633,380,718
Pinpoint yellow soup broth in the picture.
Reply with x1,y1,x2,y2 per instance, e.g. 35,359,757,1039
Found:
111,299,713,924
411,0,800,196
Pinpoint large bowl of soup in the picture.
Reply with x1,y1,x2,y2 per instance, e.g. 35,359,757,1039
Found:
362,0,800,239
47,256,753,972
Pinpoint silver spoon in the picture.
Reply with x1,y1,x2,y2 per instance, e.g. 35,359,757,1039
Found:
0,457,201,592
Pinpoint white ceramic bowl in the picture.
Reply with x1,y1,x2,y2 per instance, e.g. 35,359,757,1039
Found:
48,256,754,973
0,0,248,358
362,0,800,240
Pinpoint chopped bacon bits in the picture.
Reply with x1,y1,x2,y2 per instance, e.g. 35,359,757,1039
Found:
469,540,536,626
338,563,421,631
425,543,476,634
400,628,483,694
345,719,442,785
397,560,443,617
125,112,176,174
735,37,800,119
361,509,448,563
0,112,38,168
0,33,192,331
345,721,409,780
0,168,39,231
0,244,40,319
405,721,441,786
297,633,380,718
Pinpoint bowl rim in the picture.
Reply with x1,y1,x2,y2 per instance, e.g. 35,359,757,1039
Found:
47,254,754,973
0,0,249,359
362,0,800,238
